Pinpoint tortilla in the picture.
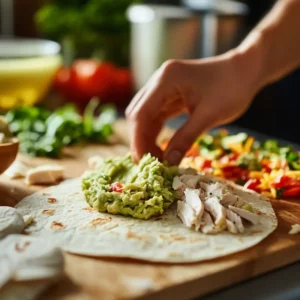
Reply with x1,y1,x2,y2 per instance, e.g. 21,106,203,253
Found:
0,207,25,239
0,234,64,282
16,177,277,263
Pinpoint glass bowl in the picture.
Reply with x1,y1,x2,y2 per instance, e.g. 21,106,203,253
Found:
0,39,62,110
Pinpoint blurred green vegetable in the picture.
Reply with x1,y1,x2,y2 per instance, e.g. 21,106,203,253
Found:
35,0,140,66
5,99,116,158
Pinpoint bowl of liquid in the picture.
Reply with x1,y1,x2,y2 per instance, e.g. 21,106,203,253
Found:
0,39,62,110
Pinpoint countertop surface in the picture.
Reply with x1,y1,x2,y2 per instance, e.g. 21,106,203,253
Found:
167,115,300,300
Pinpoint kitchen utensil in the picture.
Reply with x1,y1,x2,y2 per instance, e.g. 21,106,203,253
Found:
127,2,248,90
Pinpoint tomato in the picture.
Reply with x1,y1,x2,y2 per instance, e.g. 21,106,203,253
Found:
203,159,212,169
110,182,123,193
222,165,249,180
282,186,300,197
73,60,116,100
53,67,85,102
110,68,133,104
244,178,260,191
185,143,200,157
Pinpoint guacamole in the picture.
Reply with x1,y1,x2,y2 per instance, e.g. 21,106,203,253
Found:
81,154,179,220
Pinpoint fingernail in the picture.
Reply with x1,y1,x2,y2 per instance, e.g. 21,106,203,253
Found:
166,150,182,165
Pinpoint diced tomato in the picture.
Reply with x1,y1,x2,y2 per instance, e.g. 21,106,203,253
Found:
261,159,272,172
282,186,300,197
185,143,200,157
110,182,123,193
202,159,212,169
222,165,249,180
244,178,260,191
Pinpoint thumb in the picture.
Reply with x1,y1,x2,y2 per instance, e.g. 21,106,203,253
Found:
163,108,212,165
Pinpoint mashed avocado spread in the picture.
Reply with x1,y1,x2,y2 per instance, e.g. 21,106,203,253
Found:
81,154,179,220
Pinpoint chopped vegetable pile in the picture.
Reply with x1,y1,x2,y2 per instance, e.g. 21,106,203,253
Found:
5,98,116,158
162,130,300,199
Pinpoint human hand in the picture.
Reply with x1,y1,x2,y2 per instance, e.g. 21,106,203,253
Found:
126,50,262,165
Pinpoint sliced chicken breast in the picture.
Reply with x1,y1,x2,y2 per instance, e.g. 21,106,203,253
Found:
204,197,226,230
172,176,184,190
200,182,225,198
177,201,197,228
201,212,218,234
179,175,200,189
184,189,203,215
220,193,239,207
226,219,238,234
226,209,245,233
229,206,259,225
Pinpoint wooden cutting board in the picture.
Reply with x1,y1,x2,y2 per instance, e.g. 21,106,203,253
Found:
1,120,300,300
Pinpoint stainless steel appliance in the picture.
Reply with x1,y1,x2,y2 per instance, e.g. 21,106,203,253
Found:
127,0,248,90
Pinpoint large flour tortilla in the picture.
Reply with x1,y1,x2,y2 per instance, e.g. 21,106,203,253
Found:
16,177,277,263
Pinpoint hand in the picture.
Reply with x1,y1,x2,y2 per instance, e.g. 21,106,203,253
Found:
126,50,261,165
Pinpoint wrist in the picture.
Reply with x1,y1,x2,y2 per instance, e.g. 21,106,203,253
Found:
229,33,268,95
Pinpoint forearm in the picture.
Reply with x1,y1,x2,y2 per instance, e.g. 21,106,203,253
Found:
234,0,300,90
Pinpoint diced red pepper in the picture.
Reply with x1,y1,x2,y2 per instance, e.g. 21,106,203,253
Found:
272,175,300,188
110,182,123,193
244,178,260,192
282,186,300,197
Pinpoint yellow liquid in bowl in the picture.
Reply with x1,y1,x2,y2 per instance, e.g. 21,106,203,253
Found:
0,55,62,110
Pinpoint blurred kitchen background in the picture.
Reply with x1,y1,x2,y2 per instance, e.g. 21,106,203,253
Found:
1,0,300,143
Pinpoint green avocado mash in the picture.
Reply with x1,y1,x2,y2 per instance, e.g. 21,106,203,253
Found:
81,154,179,220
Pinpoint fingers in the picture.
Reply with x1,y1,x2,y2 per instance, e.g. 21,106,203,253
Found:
127,86,164,162
163,105,213,165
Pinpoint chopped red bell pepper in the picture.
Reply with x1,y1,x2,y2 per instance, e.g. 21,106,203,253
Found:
282,186,300,197
110,182,123,193
272,175,300,188
244,178,260,191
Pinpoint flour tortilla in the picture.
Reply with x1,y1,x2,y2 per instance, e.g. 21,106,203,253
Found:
0,207,25,239
16,177,278,263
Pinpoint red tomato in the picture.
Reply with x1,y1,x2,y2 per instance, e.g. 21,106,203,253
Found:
202,159,212,169
110,182,123,193
110,68,133,104
73,60,116,100
222,165,249,180
282,186,300,197
53,67,85,102
244,178,260,191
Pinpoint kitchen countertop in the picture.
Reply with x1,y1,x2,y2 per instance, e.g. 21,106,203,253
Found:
166,114,300,300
